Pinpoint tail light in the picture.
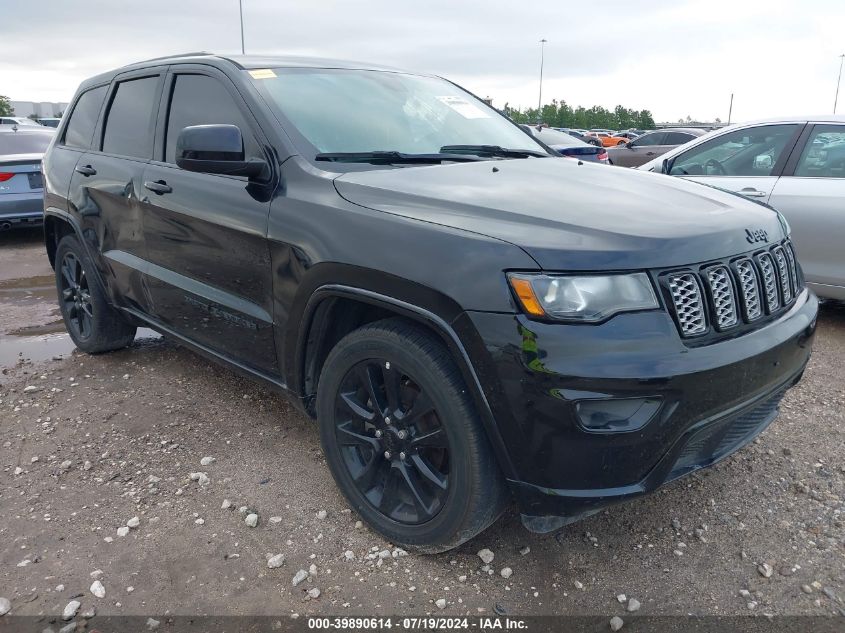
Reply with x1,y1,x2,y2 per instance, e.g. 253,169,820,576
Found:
597,151,608,161
0,173,15,182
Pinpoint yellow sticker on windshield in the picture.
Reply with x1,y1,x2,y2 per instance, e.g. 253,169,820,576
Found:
249,69,277,79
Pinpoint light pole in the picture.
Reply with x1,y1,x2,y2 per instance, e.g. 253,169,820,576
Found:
537,38,547,122
835,54,845,114
239,0,245,55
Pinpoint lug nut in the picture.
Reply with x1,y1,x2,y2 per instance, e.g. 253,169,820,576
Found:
399,452,406,460
375,430,382,438
384,451,391,459
385,416,391,425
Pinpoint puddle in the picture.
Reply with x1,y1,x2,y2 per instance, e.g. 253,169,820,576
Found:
0,327,162,368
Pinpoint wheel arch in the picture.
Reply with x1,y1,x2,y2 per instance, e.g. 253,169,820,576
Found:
44,208,81,270
294,284,517,480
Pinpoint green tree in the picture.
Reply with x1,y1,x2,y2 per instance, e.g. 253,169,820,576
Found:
0,95,13,117
502,99,656,131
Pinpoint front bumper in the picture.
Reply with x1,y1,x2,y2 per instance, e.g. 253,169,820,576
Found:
457,289,817,531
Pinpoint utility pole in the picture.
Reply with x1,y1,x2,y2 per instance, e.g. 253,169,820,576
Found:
537,38,547,123
727,93,734,125
835,54,845,114
239,0,245,55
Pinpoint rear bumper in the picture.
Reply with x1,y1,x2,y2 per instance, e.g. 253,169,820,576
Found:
459,289,818,531
0,193,44,225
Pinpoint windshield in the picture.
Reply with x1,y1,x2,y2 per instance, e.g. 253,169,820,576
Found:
0,130,55,155
251,68,545,158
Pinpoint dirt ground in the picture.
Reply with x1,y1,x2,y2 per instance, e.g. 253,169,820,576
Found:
1,227,843,624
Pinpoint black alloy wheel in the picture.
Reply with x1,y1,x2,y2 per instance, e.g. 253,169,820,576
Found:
59,251,94,340
334,359,451,524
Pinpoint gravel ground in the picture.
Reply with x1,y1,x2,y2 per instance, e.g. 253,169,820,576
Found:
1,229,843,624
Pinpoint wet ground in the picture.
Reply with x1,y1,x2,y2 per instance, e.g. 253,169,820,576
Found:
0,227,843,625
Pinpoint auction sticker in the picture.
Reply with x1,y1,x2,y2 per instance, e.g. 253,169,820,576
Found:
435,95,489,119
249,68,277,79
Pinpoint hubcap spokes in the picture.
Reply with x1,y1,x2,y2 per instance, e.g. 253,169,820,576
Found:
60,253,93,338
334,359,450,525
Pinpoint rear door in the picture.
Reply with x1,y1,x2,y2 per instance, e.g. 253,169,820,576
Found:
668,123,804,202
66,69,165,314
768,123,845,294
140,67,278,375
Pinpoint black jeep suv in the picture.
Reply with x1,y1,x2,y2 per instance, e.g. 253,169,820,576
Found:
42,53,817,552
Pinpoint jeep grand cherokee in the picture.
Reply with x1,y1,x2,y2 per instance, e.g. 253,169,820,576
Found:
42,54,817,552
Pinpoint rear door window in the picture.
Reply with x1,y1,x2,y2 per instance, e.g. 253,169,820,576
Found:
632,132,666,146
164,74,260,164
794,125,845,178
63,85,107,149
101,76,160,159
664,132,696,145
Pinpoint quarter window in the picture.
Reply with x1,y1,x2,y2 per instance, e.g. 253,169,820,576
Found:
102,76,159,159
164,74,259,164
794,125,845,178
669,124,798,176
64,86,107,149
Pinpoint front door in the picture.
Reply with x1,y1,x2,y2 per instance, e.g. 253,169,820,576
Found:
140,69,279,376
612,131,667,167
669,123,804,203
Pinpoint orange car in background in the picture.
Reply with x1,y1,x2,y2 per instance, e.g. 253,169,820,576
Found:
586,132,630,147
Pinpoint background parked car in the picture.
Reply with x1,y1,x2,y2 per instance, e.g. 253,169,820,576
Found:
615,131,640,140
522,125,608,163
37,118,62,128
0,117,41,127
606,128,706,167
0,124,55,230
555,128,603,147
639,116,845,300
586,131,632,147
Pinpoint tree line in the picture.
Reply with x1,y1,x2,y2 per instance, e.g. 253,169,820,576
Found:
502,100,656,131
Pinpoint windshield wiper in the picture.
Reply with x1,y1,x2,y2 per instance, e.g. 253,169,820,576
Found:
314,151,483,164
439,145,549,158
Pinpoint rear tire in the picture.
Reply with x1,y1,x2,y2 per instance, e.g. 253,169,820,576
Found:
316,318,508,552
55,234,136,354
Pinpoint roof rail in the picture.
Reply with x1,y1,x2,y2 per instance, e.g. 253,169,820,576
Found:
134,51,214,64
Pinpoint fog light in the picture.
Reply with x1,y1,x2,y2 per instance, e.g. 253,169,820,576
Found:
575,397,662,432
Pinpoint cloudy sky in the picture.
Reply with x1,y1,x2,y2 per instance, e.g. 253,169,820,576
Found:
2,0,843,122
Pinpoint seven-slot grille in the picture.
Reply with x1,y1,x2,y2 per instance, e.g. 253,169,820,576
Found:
665,240,801,339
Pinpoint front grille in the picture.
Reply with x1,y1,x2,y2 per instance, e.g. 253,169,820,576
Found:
704,266,738,329
664,239,800,340
668,274,706,336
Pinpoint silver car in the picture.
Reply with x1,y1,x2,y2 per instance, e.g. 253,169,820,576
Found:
639,116,845,300
0,124,55,230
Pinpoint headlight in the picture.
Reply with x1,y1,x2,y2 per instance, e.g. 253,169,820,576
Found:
508,272,659,322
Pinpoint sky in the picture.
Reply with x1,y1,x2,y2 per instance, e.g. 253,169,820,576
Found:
1,0,844,123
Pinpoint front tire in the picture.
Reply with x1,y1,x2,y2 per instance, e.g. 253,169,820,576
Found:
316,318,508,552
55,234,136,353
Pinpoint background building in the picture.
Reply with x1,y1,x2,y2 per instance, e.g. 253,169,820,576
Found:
10,100,69,118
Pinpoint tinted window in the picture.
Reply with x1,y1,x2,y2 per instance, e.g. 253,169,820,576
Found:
64,86,107,149
0,130,55,155
794,125,845,178
632,132,666,146
669,124,798,176
165,74,259,164
664,132,696,145
530,128,584,146
102,77,159,159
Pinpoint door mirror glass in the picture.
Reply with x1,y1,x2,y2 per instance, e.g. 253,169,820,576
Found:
175,124,265,178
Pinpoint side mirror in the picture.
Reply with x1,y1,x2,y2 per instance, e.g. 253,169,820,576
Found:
176,124,266,178
625,141,634,149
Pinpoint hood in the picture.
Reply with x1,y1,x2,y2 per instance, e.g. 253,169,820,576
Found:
333,158,785,271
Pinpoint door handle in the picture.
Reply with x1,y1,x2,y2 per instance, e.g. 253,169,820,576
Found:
74,165,96,177
144,180,172,195
739,189,766,198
